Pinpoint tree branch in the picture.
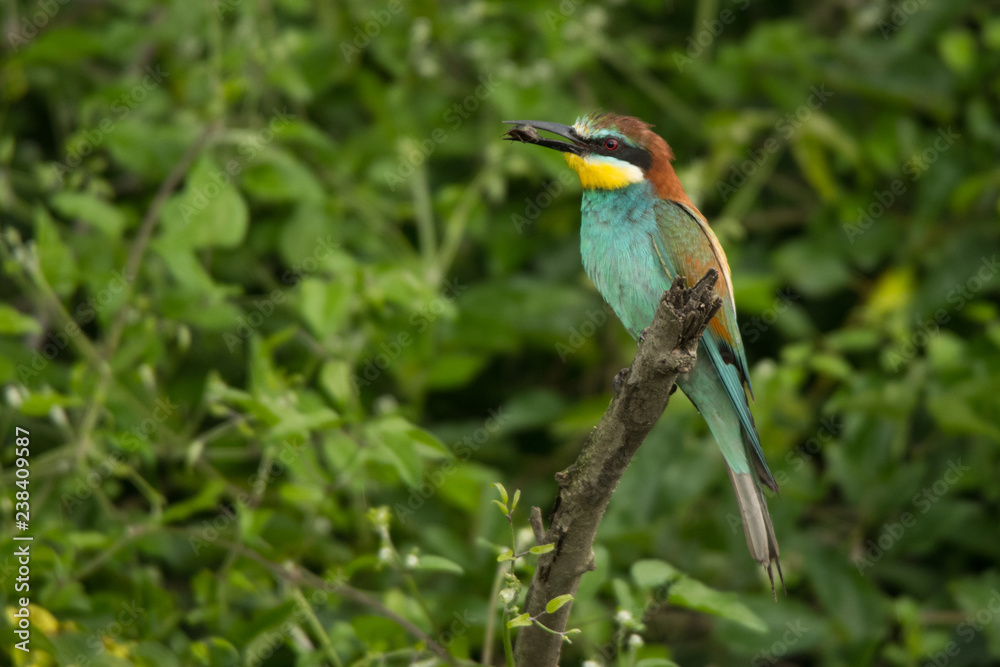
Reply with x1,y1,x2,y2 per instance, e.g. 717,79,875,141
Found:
514,270,722,667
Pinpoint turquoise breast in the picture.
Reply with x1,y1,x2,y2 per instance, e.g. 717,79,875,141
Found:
579,180,669,339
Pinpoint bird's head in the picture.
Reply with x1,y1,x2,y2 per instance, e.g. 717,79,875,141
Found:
503,112,685,199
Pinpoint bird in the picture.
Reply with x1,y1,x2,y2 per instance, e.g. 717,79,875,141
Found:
503,112,784,597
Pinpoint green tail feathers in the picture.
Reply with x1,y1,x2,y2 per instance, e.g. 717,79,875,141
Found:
679,357,784,597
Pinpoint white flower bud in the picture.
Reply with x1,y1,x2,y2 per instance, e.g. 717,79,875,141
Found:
615,609,633,625
5,385,23,408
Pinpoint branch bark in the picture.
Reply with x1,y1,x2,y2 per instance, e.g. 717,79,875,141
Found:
514,270,722,667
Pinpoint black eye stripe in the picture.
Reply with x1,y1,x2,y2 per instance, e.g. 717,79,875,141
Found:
590,141,652,171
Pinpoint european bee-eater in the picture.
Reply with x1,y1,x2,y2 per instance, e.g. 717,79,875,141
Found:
504,113,784,596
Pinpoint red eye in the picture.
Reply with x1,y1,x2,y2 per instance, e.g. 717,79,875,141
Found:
605,138,619,150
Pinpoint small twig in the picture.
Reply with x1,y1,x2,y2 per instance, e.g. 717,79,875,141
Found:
75,125,216,462
529,506,546,545
74,524,152,580
110,123,218,353
409,148,437,280
481,563,506,666
291,586,344,667
204,536,460,666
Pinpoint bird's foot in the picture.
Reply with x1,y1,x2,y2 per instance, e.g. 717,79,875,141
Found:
638,326,650,346
613,368,629,395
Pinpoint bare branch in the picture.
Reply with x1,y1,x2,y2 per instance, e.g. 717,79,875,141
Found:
514,270,722,667
529,506,546,545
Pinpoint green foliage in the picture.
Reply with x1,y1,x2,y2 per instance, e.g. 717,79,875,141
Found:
490,484,580,662
2,0,1000,665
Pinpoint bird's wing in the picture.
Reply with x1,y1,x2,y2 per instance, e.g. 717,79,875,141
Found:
659,201,752,391
650,200,777,492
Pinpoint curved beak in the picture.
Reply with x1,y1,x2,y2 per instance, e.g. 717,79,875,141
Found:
502,120,585,155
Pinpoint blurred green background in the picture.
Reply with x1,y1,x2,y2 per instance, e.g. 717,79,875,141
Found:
2,0,1000,665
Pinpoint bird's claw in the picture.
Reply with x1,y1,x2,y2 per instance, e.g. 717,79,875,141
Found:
613,367,629,395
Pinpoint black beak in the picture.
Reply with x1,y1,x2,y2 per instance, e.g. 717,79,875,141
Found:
502,120,585,155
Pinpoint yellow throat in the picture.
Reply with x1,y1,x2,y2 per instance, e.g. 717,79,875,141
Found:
564,153,645,190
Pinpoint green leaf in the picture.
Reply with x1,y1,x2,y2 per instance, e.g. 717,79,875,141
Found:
491,499,509,515
497,550,515,562
21,26,105,64
299,278,352,336
810,352,853,380
435,462,495,515
773,239,851,297
19,390,83,416
407,427,450,457
371,420,422,488
545,594,574,614
426,352,490,389
491,482,508,505
938,29,975,74
632,559,765,633
506,613,532,628
160,156,249,249
612,577,636,612
632,559,680,588
413,554,464,575
790,135,838,202
268,406,341,440
951,572,1000,654
668,577,767,634
161,480,227,524
0,304,41,335
511,488,521,512
187,637,240,666
34,206,77,296
105,120,191,181
51,191,127,237
927,391,1000,441
636,660,681,667
529,543,555,555
351,615,407,651
319,359,355,407
152,243,229,299
241,147,324,204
